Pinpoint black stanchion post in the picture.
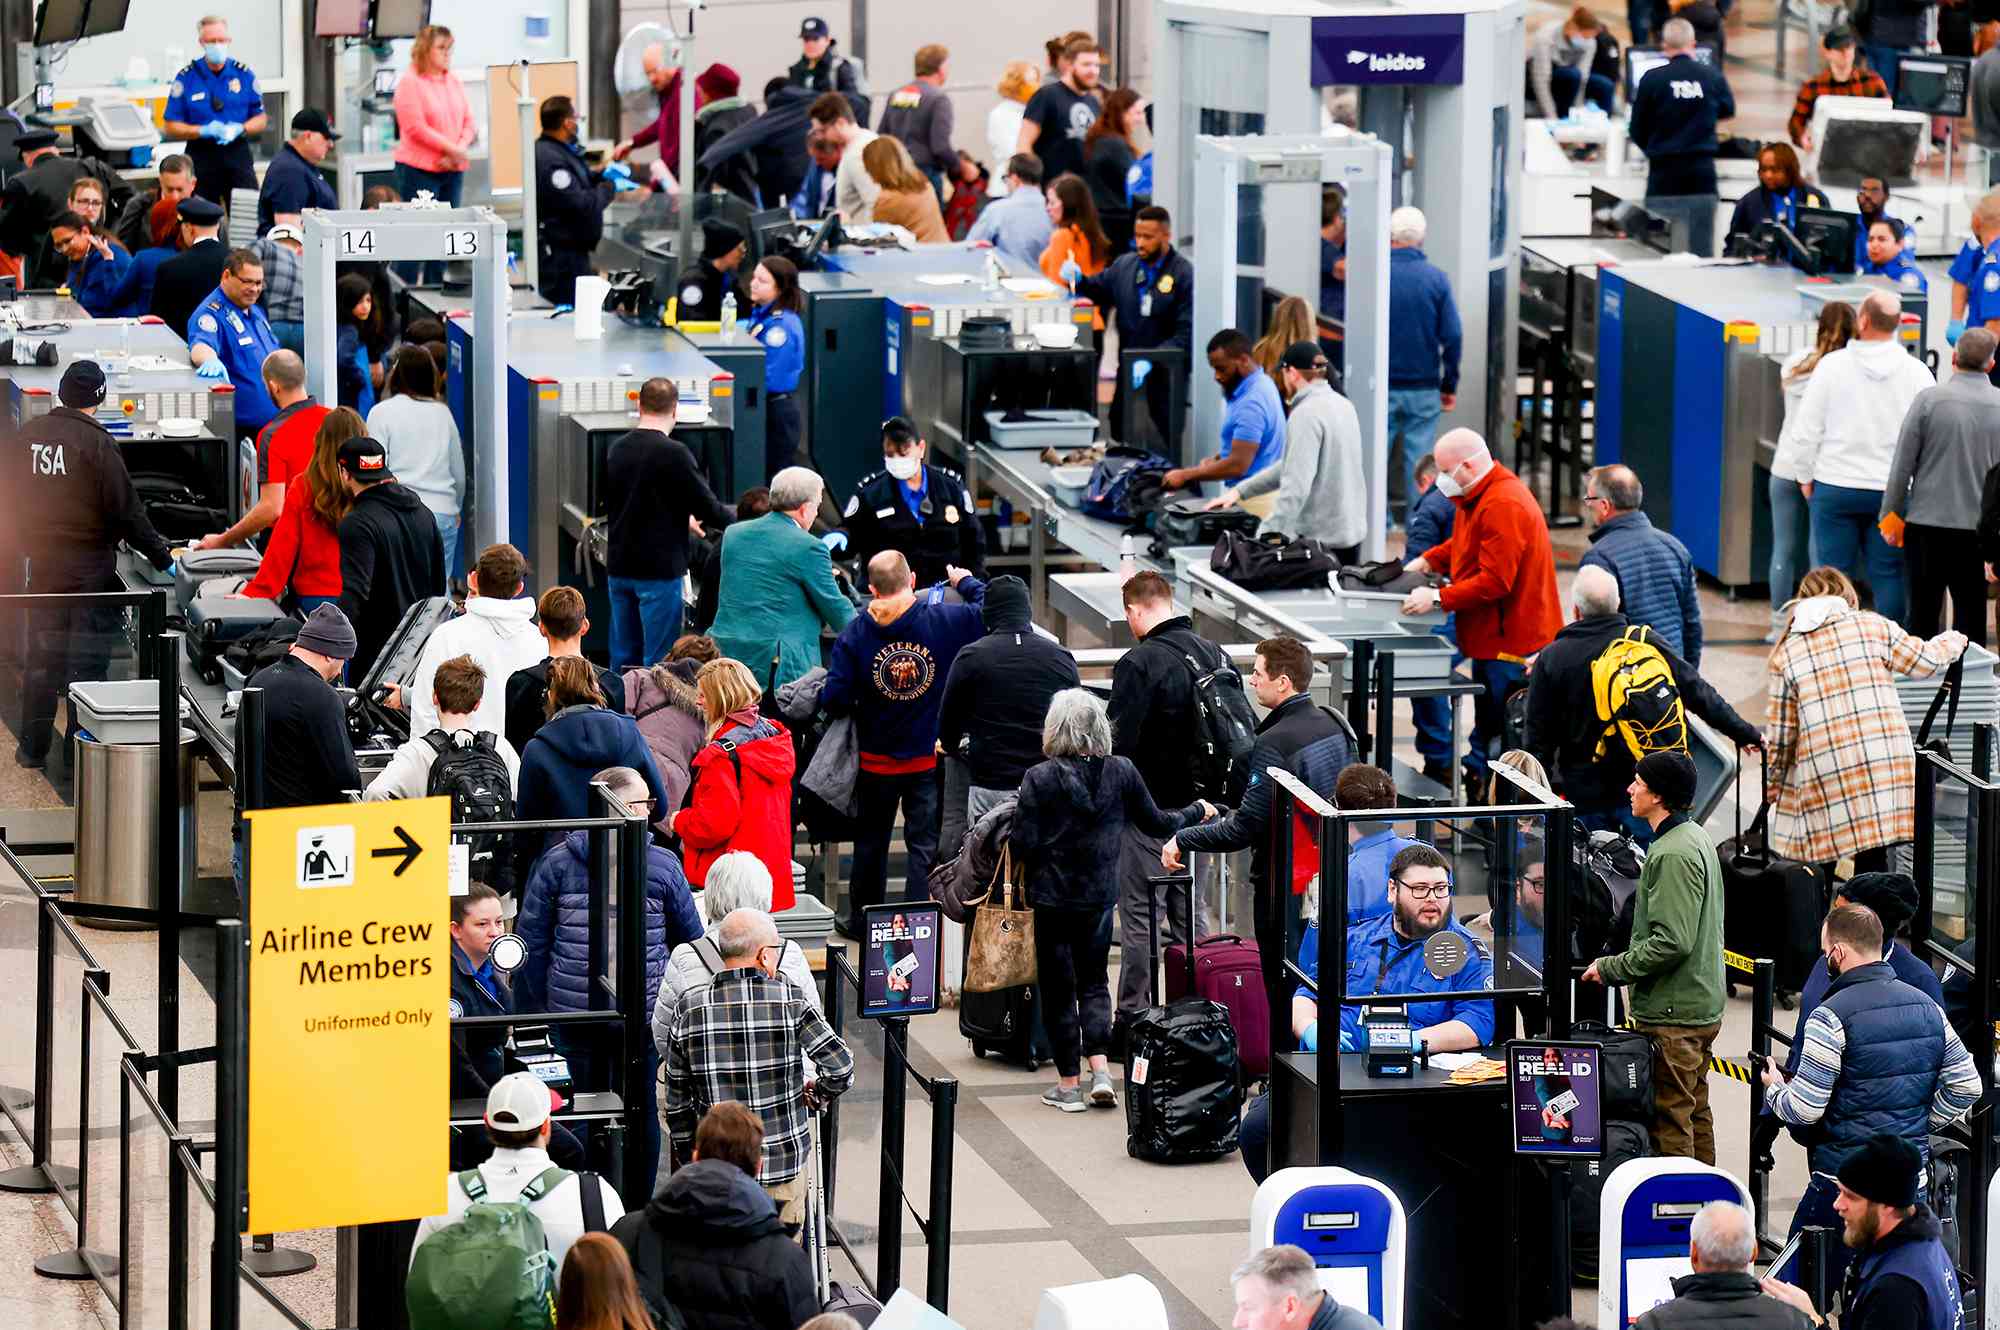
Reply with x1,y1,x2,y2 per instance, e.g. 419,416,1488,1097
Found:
823,947,846,1217
878,1018,909,1301
0,898,57,1193
1372,652,1395,772
138,589,166,680
925,1076,957,1313
1965,778,2000,1304
616,804,651,1205
157,629,182,1124
168,1137,188,1330
1749,957,1775,1242
1798,1226,1837,1313
1347,639,1374,755
1973,720,1994,781
213,919,246,1330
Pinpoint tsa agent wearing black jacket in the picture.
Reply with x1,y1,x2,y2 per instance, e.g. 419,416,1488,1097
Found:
534,133,613,306
1629,54,1737,194
936,575,1081,792
147,237,228,344
611,1158,817,1330
1726,183,1831,249
1521,612,1760,814
1632,1271,1814,1330
604,427,734,581
241,653,363,809
335,479,445,681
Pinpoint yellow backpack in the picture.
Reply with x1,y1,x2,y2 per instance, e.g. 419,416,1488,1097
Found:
1589,625,1688,761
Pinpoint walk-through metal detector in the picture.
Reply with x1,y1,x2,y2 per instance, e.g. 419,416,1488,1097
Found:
1191,132,1391,559
303,208,511,551
1154,0,1527,450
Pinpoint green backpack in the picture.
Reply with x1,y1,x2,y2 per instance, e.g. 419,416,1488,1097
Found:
406,1167,567,1330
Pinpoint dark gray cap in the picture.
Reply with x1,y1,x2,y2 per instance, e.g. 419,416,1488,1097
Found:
295,603,357,660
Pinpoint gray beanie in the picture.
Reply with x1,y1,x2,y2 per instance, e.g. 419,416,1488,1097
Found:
294,603,357,660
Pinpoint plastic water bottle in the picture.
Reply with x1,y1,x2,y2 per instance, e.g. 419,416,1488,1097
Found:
1119,534,1137,585
985,250,1004,294
719,292,737,341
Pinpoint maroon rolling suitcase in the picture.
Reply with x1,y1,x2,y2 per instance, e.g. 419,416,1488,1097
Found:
1160,862,1271,1079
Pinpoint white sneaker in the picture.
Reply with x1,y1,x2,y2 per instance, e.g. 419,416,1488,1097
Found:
1088,1070,1118,1107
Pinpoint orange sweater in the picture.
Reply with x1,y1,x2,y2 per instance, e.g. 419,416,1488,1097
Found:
1039,226,1106,327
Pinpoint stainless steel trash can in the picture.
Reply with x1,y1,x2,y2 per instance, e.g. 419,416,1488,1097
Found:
72,727,197,927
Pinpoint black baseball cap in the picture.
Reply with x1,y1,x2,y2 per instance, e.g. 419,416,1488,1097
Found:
14,129,57,151
1279,340,1330,373
800,17,830,39
1823,26,1856,48
337,436,394,481
291,108,341,140
177,196,224,224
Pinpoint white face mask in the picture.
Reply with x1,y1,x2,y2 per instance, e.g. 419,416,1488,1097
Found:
1435,469,1463,498
884,453,921,481
203,42,229,65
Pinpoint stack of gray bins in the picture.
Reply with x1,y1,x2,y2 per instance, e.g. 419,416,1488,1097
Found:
1890,644,1996,921
775,861,834,956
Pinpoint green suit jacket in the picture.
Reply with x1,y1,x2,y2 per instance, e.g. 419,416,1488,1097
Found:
708,511,857,691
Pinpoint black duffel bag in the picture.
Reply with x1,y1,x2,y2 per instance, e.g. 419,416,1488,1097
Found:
1211,530,1340,590
1149,499,1260,557
1572,1018,1654,1120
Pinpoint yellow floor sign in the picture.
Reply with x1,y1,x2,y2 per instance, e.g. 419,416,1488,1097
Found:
245,797,451,1234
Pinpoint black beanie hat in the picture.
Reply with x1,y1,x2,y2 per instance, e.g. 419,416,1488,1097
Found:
1634,750,1697,812
1836,1134,1922,1208
58,359,107,409
982,575,1032,632
1840,872,1919,936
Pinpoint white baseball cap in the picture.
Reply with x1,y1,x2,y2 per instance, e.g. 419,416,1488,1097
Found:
485,1071,553,1132
265,224,303,245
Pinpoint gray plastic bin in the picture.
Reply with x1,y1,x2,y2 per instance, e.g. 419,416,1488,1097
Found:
69,680,191,745
72,727,197,926
983,408,1098,451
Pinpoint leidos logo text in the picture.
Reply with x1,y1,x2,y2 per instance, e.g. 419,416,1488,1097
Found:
1347,48,1429,72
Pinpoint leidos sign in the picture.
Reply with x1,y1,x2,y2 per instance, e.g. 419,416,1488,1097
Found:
1311,14,1466,87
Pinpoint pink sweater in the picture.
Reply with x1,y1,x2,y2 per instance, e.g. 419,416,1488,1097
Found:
393,70,475,173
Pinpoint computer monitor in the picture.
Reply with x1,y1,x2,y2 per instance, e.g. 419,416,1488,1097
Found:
1589,187,1684,255
316,0,370,38
1796,206,1859,276
33,0,89,45
78,0,131,39
1811,98,1924,187
1894,55,1970,116
371,0,430,41
1622,44,1714,104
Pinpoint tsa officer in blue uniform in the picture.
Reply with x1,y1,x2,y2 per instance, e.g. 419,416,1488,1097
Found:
48,211,131,317
188,248,282,440
1323,843,1495,1054
256,109,340,236
834,417,986,588
1067,204,1196,447
1964,199,2000,385
1859,218,1927,294
1724,143,1828,252
743,254,806,480
162,15,267,206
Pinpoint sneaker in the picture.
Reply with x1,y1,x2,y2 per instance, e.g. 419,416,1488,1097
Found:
1088,1070,1118,1107
1041,1085,1087,1113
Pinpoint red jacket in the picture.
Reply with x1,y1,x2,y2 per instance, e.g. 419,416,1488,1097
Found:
243,473,341,600
1421,462,1563,662
675,714,798,908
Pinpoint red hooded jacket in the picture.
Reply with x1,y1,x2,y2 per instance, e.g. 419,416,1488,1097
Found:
675,713,798,908
1420,461,1563,662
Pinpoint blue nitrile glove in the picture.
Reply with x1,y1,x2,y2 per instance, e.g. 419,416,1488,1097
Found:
603,161,632,182
201,120,229,141
611,176,638,193
1339,1026,1359,1053
167,561,180,578
821,530,848,554
1059,257,1081,285
194,357,227,380
1300,1020,1319,1052
1948,319,1967,346
218,122,243,145
1131,357,1152,387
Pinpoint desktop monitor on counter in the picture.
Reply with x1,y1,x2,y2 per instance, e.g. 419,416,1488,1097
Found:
1621,45,1714,105
1808,95,1923,188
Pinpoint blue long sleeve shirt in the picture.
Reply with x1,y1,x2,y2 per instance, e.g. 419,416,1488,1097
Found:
822,577,989,765
1387,247,1463,394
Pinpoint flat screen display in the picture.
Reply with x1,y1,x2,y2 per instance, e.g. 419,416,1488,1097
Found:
1623,45,1714,103
372,0,430,41
33,0,89,45
1895,56,1969,117
1625,1256,1693,1323
1508,1040,1604,1158
79,0,131,39
316,0,371,37
860,903,941,1019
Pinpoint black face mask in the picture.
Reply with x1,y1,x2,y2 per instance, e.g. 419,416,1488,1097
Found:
1825,955,1841,981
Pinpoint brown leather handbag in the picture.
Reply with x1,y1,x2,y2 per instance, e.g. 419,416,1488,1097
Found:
962,848,1036,993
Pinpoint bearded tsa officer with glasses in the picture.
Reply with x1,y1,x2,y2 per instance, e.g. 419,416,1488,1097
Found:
1296,842,1495,1055
831,416,985,588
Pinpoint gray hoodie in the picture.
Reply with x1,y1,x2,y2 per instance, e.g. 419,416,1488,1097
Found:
1881,369,2000,529
1239,378,1367,549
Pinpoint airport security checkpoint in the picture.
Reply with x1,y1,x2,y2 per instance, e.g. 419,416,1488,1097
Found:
4,1,2000,1329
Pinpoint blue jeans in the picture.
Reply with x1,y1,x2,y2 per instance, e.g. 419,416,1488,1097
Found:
1411,617,1461,771
1768,474,1810,611
1811,482,1905,624
433,511,462,589
1466,658,1527,782
1644,194,1717,259
608,575,683,670
1864,44,1904,98
394,165,466,282
1627,0,1652,45
1781,1172,1856,1291
269,319,305,357
295,593,339,617
1386,387,1444,522
1549,65,1617,117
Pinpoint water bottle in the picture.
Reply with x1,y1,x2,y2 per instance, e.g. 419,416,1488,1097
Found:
985,250,1004,294
1119,534,1137,585
719,292,737,341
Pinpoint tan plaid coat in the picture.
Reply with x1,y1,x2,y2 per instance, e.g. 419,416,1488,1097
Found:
1765,610,1966,863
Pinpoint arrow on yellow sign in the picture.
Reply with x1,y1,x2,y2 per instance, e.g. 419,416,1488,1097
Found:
371,824,424,876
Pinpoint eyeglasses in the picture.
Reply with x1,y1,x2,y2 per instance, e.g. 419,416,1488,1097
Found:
1520,873,1546,890
1393,879,1453,900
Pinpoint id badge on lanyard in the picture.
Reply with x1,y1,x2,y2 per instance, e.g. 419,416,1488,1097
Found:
1140,292,1153,317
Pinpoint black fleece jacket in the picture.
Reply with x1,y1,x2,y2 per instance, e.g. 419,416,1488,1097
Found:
336,480,444,681
937,575,1082,790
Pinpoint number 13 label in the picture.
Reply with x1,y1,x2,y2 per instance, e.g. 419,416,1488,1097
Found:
444,230,478,257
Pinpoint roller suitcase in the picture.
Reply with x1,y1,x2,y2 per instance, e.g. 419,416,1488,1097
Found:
958,926,1054,1071
806,1108,880,1326
183,577,291,684
1717,753,1823,998
1164,919,1269,1079
1570,1118,1651,1283
1126,872,1243,1163
174,548,262,614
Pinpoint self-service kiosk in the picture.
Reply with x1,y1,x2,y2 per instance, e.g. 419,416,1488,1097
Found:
1032,1275,1169,1330
1599,1160,1752,1328
1251,1167,1408,1329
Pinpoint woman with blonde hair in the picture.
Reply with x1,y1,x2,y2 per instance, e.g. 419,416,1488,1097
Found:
392,24,476,280
1254,296,1320,398
240,407,366,613
989,61,1041,198
673,658,799,901
862,137,949,242
1767,302,1857,636
1767,566,1966,881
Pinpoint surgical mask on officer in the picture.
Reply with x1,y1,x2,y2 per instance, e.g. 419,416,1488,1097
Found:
884,452,921,482
203,40,229,66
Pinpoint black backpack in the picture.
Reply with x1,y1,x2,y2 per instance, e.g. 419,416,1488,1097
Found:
1170,638,1256,801
424,730,516,891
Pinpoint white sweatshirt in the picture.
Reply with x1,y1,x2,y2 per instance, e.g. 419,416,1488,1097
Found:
407,595,547,737
1788,338,1936,492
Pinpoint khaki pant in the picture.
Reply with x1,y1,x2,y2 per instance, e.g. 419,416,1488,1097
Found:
1635,1019,1720,1164
763,1174,805,1229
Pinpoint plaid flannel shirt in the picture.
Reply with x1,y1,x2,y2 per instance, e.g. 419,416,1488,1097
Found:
664,965,854,1183
254,237,305,324
1789,68,1891,146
